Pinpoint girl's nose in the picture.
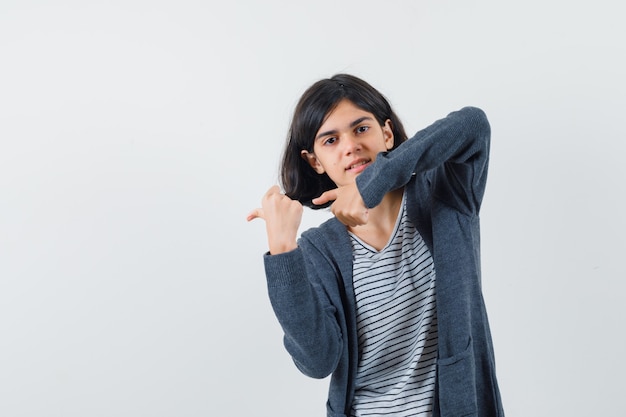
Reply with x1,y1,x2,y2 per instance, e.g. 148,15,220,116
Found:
342,134,361,154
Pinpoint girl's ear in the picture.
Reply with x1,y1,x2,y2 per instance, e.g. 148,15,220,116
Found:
301,150,325,174
383,119,394,150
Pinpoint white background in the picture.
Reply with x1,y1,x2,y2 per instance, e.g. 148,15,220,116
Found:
1,1,624,416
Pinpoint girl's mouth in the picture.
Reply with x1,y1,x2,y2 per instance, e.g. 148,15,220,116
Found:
346,159,371,172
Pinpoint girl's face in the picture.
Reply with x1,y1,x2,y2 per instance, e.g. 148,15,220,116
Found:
301,99,394,187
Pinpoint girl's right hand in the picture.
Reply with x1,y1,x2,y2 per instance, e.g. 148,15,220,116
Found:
247,185,303,255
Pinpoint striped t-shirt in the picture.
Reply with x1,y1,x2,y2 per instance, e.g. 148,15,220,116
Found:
349,192,438,417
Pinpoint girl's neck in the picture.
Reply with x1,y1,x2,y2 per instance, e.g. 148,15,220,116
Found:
348,187,404,251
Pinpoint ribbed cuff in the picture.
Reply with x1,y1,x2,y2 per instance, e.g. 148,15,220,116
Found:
263,247,306,288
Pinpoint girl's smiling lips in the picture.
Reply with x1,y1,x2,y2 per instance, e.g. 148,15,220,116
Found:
346,158,371,173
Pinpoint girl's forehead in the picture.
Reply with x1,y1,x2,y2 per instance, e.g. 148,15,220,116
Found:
318,100,373,129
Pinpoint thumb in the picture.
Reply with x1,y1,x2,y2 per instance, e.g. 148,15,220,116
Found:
246,208,265,222
312,189,338,206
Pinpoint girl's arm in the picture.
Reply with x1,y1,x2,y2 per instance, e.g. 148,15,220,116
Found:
263,246,343,379
249,187,343,379
358,106,490,215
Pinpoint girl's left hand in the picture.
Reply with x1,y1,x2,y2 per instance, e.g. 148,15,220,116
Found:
313,183,368,228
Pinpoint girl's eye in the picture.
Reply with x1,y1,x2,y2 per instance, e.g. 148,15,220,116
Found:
323,137,337,145
356,125,369,134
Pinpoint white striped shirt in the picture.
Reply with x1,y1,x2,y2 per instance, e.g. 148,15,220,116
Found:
349,192,438,417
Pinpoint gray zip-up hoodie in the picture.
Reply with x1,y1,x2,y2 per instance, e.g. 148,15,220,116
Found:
263,106,504,417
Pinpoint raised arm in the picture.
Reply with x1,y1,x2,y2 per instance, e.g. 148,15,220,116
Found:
357,106,491,215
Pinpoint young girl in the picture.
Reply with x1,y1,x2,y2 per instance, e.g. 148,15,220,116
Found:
248,74,504,417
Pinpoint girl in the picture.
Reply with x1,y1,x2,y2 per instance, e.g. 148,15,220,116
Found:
248,74,504,417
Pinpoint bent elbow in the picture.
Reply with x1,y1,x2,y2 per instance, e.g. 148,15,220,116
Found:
286,336,342,379
462,106,491,138
293,354,338,379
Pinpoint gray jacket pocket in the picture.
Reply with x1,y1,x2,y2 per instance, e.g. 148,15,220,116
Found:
437,337,477,417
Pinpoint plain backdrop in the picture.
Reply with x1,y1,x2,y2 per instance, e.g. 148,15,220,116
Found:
1,1,624,416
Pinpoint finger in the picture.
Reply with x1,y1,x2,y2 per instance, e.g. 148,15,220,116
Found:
312,189,338,206
264,185,281,198
246,208,265,222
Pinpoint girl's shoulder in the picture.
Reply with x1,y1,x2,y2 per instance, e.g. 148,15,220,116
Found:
299,216,352,256
301,216,345,242
299,216,353,278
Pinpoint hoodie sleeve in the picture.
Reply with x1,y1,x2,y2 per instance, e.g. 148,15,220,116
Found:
356,106,491,215
263,244,343,379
